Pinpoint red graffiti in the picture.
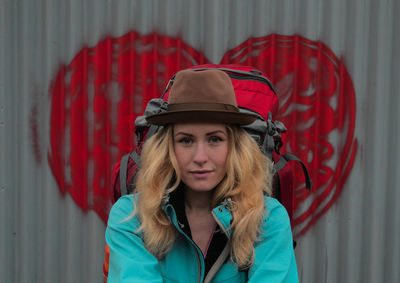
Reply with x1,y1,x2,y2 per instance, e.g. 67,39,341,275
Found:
221,35,357,235
48,32,207,221
48,32,357,234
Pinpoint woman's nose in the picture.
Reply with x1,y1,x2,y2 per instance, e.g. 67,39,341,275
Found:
193,142,208,165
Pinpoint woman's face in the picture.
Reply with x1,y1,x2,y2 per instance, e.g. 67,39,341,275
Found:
173,123,229,193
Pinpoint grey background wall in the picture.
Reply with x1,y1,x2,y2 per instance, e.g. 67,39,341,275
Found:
1,0,399,282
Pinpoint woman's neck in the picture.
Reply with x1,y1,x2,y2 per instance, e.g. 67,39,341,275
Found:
184,189,213,214
184,189,216,257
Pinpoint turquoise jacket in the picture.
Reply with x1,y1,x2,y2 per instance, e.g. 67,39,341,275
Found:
105,194,299,283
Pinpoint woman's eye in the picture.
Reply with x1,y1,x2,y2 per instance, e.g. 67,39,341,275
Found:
209,136,223,143
178,138,192,145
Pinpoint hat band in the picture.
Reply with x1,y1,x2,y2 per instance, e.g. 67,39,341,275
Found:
167,102,239,112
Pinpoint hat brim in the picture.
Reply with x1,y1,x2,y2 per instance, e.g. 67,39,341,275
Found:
146,110,257,126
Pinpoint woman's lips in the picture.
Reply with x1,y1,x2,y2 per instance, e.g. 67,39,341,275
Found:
190,170,213,178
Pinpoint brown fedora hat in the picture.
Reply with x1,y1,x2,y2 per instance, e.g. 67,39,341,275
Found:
146,69,258,125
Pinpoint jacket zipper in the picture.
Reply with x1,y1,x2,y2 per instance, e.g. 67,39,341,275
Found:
165,203,234,283
202,211,232,283
175,220,204,283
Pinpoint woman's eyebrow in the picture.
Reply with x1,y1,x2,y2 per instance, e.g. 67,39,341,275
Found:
206,130,226,136
174,130,226,137
174,132,193,137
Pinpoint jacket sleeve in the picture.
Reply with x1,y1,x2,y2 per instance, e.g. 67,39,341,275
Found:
247,198,299,283
105,195,163,283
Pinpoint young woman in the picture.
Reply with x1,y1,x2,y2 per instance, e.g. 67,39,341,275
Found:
105,69,299,282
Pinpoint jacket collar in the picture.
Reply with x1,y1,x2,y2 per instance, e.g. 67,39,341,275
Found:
162,187,235,239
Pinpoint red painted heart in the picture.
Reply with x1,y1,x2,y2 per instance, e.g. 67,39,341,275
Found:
47,31,357,234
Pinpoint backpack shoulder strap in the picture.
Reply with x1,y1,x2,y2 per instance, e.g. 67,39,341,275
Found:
274,154,313,190
119,153,130,196
119,151,142,196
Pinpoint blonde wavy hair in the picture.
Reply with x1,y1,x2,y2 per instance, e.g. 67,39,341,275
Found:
134,124,273,268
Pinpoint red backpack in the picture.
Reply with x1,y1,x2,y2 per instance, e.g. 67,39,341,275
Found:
111,64,311,219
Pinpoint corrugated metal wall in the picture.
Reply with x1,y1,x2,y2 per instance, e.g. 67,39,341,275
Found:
1,0,399,282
